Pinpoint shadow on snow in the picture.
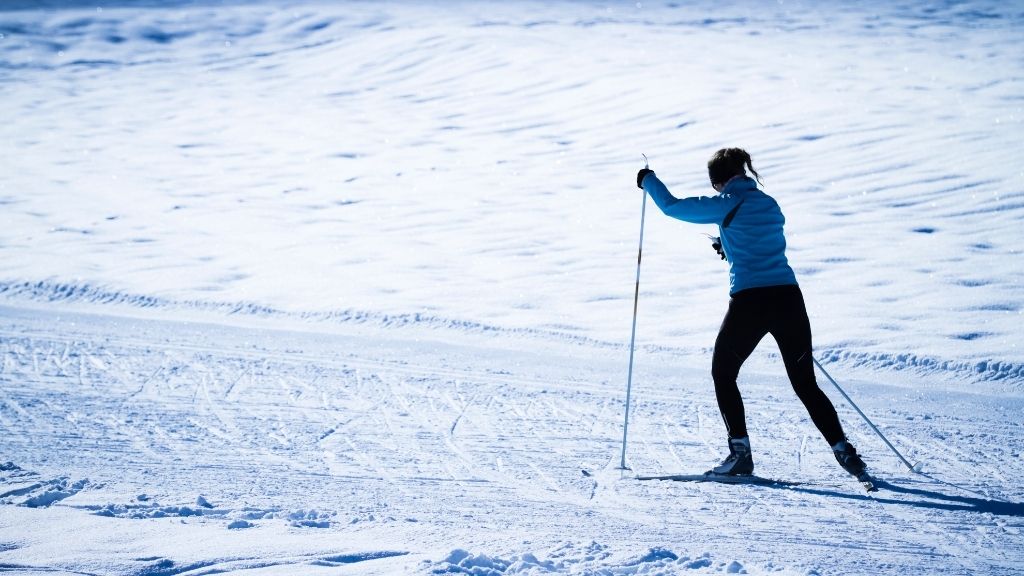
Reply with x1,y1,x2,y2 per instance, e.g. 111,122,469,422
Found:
785,478,1024,517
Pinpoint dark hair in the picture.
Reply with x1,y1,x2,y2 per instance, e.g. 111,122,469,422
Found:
708,148,761,187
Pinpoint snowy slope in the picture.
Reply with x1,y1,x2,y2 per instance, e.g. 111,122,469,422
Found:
1,0,1022,381
1,1,1023,574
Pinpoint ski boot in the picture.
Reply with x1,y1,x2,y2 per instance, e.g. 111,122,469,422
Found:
708,436,754,476
833,439,876,491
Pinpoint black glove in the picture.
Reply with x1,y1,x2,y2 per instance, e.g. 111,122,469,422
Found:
710,236,726,260
636,168,653,189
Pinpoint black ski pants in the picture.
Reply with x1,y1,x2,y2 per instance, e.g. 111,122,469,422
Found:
711,284,845,446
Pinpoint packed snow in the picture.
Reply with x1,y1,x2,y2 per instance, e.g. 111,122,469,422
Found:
1,1,1022,574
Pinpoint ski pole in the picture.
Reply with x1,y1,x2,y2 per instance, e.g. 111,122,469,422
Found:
619,154,649,470
812,356,920,472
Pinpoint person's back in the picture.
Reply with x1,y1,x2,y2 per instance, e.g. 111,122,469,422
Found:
714,176,796,295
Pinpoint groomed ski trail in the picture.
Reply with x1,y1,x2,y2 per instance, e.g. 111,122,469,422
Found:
0,304,1022,575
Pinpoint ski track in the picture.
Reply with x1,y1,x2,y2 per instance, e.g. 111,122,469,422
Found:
1,306,1022,574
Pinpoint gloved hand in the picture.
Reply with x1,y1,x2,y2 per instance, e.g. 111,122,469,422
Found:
636,168,653,189
710,236,726,260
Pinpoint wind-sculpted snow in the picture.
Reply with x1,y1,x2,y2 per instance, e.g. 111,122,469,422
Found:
1,0,1022,383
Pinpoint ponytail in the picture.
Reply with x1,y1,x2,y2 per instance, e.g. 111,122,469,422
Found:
708,147,762,187
739,149,762,186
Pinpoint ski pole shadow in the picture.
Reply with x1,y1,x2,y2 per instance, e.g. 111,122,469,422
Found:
784,478,1024,517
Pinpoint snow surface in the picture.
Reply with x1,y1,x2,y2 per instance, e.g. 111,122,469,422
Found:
1,0,1023,574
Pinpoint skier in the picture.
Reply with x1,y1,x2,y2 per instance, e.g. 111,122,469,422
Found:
635,148,869,481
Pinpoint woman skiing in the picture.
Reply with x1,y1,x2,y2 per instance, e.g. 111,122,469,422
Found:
635,148,869,482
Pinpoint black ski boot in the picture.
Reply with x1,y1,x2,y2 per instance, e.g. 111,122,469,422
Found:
832,440,866,476
833,440,876,491
708,436,753,476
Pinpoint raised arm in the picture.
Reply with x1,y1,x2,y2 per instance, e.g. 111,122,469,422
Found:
640,172,741,225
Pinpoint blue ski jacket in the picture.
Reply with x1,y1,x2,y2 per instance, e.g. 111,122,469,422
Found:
640,172,798,295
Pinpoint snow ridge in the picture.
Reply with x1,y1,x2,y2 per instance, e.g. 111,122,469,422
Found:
2,278,1020,386
429,546,740,575
816,349,1024,384
0,278,612,345
0,462,92,508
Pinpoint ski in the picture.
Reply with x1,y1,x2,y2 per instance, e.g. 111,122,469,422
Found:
636,473,803,487
638,471,881,492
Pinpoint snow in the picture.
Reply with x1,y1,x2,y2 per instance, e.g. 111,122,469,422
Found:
1,0,1023,574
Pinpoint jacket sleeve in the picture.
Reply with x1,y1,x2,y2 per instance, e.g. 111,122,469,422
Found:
641,172,741,225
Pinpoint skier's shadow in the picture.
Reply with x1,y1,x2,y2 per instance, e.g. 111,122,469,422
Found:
788,477,1024,517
